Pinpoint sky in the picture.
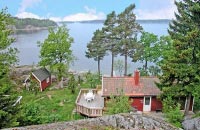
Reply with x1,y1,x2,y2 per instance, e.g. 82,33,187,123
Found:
0,0,177,22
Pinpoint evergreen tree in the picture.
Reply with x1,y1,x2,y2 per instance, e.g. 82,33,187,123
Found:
38,26,74,81
86,29,107,76
102,11,119,77
158,0,200,115
116,4,142,76
0,8,19,128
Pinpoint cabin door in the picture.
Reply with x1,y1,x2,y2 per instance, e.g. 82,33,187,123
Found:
143,97,151,112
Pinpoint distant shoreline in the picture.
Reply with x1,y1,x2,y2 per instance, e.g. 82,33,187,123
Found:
59,19,171,24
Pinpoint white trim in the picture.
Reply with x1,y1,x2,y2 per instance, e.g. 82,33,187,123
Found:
192,97,194,111
143,96,151,112
46,77,49,83
184,97,187,111
31,72,41,82
32,72,42,91
40,82,42,91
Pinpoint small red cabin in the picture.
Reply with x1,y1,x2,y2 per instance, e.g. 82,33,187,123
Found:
31,68,51,91
102,70,194,112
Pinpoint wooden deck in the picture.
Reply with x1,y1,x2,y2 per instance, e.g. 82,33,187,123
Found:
76,89,104,117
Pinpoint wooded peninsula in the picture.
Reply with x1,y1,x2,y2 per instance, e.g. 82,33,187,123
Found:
11,17,57,30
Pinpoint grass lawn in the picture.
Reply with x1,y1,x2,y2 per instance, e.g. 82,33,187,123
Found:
19,86,84,123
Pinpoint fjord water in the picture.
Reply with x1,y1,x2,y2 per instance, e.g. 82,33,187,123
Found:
11,21,169,75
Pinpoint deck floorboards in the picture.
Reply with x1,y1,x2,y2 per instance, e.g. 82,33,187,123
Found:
78,92,104,108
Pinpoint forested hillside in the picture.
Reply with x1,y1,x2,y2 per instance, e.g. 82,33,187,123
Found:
12,17,57,29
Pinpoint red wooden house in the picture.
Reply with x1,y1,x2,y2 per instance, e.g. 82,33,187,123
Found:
31,68,51,91
102,70,194,112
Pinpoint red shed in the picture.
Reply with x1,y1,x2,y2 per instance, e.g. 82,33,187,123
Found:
31,68,51,91
102,70,193,112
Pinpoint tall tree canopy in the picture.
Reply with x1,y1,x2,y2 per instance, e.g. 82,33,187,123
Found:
158,0,200,115
102,11,119,77
38,26,74,80
133,32,158,72
85,29,107,75
0,8,19,128
116,4,142,76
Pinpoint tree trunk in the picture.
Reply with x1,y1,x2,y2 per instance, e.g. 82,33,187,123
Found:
144,60,148,71
144,60,148,75
124,54,127,76
98,59,100,77
111,52,114,77
184,94,192,115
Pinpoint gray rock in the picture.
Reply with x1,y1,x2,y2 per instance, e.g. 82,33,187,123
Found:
4,113,179,130
182,117,200,130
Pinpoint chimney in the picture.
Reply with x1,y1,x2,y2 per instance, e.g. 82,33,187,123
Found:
134,70,140,86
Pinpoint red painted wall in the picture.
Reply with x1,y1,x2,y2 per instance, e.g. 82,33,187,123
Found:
131,97,143,111
41,76,51,91
151,97,162,111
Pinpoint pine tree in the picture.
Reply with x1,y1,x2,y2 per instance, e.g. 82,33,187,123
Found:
102,11,120,77
86,29,107,76
0,8,19,128
116,4,142,76
158,0,200,115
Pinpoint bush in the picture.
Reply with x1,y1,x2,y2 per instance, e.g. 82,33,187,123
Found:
163,96,183,128
106,92,131,115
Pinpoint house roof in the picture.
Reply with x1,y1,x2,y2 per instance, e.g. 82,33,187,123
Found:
102,76,161,97
32,68,50,82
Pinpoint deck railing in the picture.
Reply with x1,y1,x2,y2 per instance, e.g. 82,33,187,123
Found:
76,103,103,117
75,89,103,117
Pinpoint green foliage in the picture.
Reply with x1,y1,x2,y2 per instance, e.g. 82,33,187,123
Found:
116,4,142,76
132,32,159,71
85,71,101,88
163,96,183,128
18,88,83,126
0,8,19,128
158,1,200,115
18,102,63,125
68,74,77,94
86,29,107,75
149,65,160,76
102,11,119,76
193,97,200,112
18,103,43,125
114,59,124,76
38,26,74,80
29,79,39,95
13,17,57,29
106,92,131,115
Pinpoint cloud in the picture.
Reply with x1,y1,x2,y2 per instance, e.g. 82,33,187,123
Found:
135,0,177,20
49,17,62,22
47,6,105,22
15,11,41,19
62,6,105,22
18,0,42,13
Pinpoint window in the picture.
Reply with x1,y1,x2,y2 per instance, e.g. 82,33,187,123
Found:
145,97,150,105
46,77,49,83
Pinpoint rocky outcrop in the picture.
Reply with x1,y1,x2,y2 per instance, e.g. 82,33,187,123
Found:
5,113,179,130
182,117,200,130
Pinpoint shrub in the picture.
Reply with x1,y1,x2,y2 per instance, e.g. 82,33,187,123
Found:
106,92,131,115
163,96,183,128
